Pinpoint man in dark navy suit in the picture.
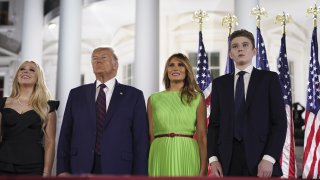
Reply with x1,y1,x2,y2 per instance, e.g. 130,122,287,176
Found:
57,47,149,176
207,29,287,178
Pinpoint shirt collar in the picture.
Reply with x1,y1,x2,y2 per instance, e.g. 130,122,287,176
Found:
96,77,116,89
235,64,253,75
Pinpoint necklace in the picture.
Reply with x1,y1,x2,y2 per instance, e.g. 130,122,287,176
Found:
17,97,30,106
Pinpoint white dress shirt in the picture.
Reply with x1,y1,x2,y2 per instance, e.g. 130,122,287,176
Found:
234,65,253,99
95,77,116,111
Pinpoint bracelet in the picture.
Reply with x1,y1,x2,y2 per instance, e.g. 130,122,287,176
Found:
43,172,49,174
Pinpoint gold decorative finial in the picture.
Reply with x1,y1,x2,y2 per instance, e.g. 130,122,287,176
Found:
251,5,267,28
275,12,292,34
307,4,320,27
192,10,208,31
221,14,238,35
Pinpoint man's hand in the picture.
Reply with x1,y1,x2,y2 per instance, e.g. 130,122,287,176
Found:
257,159,273,178
210,161,223,177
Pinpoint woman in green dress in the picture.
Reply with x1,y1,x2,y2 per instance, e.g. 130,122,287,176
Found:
147,53,207,176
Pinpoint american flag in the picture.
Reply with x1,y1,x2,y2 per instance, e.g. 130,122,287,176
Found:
196,30,212,176
225,36,235,74
277,33,296,178
256,27,270,70
303,27,320,179
196,31,212,124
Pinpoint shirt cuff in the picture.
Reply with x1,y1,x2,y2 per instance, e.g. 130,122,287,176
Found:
209,156,219,164
263,155,276,164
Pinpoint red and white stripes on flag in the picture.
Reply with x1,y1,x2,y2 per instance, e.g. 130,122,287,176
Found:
303,27,320,179
277,33,296,178
303,111,320,178
280,105,296,178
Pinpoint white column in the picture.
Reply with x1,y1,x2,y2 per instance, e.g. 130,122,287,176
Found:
134,0,159,99
56,0,82,132
20,0,44,66
234,0,258,35
53,0,81,175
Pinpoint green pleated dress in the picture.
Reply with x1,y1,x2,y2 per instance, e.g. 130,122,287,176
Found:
148,91,201,176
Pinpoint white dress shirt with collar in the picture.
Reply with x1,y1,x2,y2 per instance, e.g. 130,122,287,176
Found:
95,77,116,111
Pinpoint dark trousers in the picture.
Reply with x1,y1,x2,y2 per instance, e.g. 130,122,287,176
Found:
91,152,102,174
228,139,251,176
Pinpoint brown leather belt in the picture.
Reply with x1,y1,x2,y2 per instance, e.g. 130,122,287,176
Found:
154,133,193,139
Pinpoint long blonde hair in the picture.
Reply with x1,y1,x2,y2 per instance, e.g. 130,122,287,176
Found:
163,53,201,105
10,61,50,130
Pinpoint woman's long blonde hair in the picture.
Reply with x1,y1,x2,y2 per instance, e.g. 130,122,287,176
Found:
163,53,201,105
10,61,50,130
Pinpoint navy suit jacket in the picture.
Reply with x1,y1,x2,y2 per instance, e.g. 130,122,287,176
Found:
57,80,149,175
207,68,287,176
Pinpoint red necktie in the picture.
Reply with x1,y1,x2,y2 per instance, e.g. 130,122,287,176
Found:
95,84,107,154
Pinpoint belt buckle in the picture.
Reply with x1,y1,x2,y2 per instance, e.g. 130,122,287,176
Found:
169,133,175,137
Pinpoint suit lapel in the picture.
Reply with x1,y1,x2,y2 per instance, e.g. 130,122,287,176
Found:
227,73,235,118
245,68,261,110
87,82,97,130
104,81,124,128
